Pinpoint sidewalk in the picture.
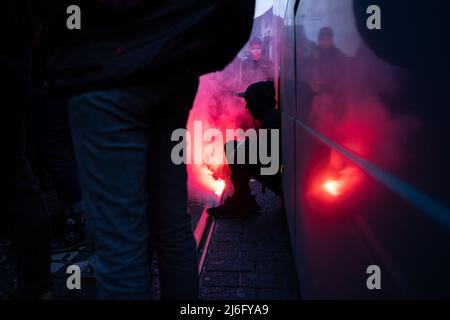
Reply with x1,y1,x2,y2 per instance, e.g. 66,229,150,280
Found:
1,182,300,300
200,181,300,300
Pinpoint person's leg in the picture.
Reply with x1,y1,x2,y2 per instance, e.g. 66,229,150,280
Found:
1,48,51,298
8,145,51,297
207,140,261,219
256,172,283,198
67,87,154,299
43,96,83,207
43,96,85,251
148,77,199,300
229,165,254,202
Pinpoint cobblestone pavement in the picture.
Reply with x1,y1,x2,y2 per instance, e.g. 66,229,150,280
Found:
0,238,161,300
200,181,300,300
1,182,300,300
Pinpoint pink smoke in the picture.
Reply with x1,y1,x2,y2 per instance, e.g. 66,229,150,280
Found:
307,46,420,207
186,59,254,203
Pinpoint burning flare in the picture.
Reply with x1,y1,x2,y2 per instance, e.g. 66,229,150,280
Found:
214,179,226,197
323,179,341,197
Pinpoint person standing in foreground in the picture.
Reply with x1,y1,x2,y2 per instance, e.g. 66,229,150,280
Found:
0,0,51,299
39,0,255,299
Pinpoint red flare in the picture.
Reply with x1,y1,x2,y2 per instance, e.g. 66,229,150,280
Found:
323,179,342,197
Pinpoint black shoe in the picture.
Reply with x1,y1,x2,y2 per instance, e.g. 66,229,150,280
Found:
1,278,52,300
51,209,87,253
207,195,261,219
52,231,87,253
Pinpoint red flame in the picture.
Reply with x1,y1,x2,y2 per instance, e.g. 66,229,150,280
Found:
189,163,228,199
308,150,364,208
323,179,341,197
214,179,226,197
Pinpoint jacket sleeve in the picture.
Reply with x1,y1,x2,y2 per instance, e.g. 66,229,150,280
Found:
157,0,256,76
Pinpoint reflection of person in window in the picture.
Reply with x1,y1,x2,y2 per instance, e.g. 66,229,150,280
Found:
310,27,346,96
240,38,274,90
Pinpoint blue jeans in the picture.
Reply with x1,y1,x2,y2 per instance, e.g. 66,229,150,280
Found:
67,77,199,299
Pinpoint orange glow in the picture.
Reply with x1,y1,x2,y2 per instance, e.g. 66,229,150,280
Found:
323,179,341,197
192,165,227,199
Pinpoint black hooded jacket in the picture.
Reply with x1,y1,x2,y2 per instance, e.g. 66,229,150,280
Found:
1,1,34,48
34,0,255,95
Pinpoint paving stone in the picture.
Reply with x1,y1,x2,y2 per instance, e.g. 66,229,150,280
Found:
256,240,292,252
1,187,300,300
66,278,98,300
51,262,65,274
201,287,257,300
65,251,79,262
213,232,242,243
214,221,245,233
240,272,280,289
151,259,159,275
51,253,68,262
239,232,271,243
243,250,276,262
200,180,300,299
255,259,295,273
202,272,240,287
280,273,300,289
74,251,94,263
206,253,254,272
210,242,254,253
51,278,72,299
275,252,297,264
257,288,300,300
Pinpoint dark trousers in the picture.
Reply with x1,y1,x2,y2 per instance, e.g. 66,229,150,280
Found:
0,48,51,297
67,76,199,299
226,140,283,200
43,96,82,207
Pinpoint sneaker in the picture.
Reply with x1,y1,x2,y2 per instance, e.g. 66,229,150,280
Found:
52,231,87,253
73,255,96,279
207,195,261,219
51,207,87,253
